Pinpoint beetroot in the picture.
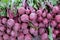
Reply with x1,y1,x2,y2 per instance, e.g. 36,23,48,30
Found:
43,18,49,24
21,23,28,29
53,30,59,35
23,28,29,34
52,33,56,39
41,33,48,40
39,23,45,28
52,6,59,13
30,27,38,36
37,10,42,16
39,28,45,35
18,7,26,15
0,1,60,40
50,20,57,27
0,25,5,32
6,28,11,34
3,34,10,40
13,23,20,31
7,19,15,28
11,31,17,37
21,14,29,22
55,15,60,22
37,16,43,22
18,33,24,40
2,18,7,24
30,13,37,21
25,33,32,40
47,13,52,19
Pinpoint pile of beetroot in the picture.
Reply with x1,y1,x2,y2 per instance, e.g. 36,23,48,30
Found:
0,0,60,40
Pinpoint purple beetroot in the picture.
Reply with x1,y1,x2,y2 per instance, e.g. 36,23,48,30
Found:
18,32,24,40
13,23,20,31
7,19,15,28
21,14,29,22
55,15,60,23
30,13,37,21
2,18,7,24
18,7,26,15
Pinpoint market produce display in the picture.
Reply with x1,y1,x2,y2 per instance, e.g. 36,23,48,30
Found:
0,0,60,40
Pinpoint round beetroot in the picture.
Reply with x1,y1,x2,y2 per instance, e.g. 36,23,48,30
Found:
21,23,28,29
21,14,29,22
55,15,60,22
25,33,32,40
37,16,43,22
23,28,29,34
52,6,59,13
47,13,52,19
52,33,56,39
0,25,5,32
11,31,18,37
39,23,45,28
3,34,10,40
53,30,59,35
7,19,15,28
39,28,45,35
43,18,49,24
6,28,11,34
30,13,37,21
18,7,26,15
2,18,7,24
37,10,42,16
41,33,48,40
18,32,24,40
13,23,20,31
50,20,57,27
42,12,47,18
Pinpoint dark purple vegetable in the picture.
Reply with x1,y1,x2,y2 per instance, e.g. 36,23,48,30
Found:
55,15,60,22
18,7,26,15
21,14,29,22
7,19,15,28
30,13,37,21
